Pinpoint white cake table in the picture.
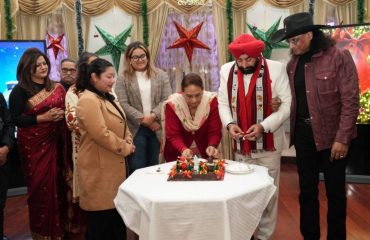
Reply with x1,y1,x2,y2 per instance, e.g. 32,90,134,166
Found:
114,161,276,240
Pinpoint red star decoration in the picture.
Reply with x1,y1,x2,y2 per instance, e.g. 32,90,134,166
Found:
167,21,210,64
47,33,65,60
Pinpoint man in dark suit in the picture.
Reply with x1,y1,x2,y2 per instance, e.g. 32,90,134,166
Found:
0,92,15,240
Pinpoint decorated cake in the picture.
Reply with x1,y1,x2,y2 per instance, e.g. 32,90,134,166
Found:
168,157,226,181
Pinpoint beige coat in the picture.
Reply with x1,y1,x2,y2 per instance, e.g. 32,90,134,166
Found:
76,90,133,211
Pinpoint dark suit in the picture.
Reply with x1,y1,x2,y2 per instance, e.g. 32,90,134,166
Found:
0,93,15,239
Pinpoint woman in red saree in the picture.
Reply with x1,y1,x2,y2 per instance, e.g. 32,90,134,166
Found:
9,48,68,239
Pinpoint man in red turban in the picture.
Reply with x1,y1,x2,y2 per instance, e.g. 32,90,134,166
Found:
218,33,292,240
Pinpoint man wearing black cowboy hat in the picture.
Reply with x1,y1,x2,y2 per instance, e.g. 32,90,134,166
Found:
272,12,359,240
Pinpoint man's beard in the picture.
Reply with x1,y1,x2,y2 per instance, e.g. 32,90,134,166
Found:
237,62,258,75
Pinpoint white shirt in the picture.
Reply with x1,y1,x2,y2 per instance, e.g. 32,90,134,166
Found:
136,71,152,116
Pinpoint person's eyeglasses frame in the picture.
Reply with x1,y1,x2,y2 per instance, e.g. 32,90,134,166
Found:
61,68,77,74
130,54,147,62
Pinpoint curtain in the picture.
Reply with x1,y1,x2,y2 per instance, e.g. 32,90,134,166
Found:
233,9,247,39
289,1,309,14
326,0,354,4
264,0,305,8
212,1,228,67
62,4,78,60
18,0,62,15
315,0,357,24
335,0,357,24
148,3,169,61
367,0,370,22
15,11,49,39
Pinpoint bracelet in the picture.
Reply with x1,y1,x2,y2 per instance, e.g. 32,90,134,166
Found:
226,122,235,131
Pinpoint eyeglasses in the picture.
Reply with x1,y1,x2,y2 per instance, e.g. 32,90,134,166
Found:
130,54,147,62
61,68,77,74
286,35,302,46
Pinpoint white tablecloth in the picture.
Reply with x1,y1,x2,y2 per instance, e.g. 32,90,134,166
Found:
114,161,276,240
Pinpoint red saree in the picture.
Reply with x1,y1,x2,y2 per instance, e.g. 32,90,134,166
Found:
17,84,70,240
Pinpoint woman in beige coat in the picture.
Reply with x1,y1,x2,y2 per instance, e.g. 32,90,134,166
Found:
76,58,135,240
115,41,172,174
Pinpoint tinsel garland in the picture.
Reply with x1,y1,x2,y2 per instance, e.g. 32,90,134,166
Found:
357,0,365,24
308,0,315,17
358,92,370,124
226,0,233,61
75,0,84,57
4,0,13,39
141,0,149,46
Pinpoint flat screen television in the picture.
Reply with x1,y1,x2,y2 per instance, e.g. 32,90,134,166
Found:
0,40,46,104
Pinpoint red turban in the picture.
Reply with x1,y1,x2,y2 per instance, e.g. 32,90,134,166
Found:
228,34,265,59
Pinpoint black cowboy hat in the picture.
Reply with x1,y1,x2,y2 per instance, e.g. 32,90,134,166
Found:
271,12,326,43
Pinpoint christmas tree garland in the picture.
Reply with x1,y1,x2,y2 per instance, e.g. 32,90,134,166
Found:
141,0,149,46
4,0,13,39
226,0,233,61
358,0,365,24
76,0,84,57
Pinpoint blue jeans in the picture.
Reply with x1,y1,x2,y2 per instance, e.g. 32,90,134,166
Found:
128,126,160,174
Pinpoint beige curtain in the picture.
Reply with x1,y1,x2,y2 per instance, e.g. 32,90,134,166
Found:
212,1,228,67
148,3,169,61
265,0,305,8
18,0,62,15
325,0,354,4
233,9,246,39
131,15,142,43
335,0,357,24
289,1,309,14
15,11,49,39
315,0,357,24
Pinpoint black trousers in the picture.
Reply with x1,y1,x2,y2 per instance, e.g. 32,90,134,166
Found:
0,161,9,238
85,208,126,240
294,120,348,240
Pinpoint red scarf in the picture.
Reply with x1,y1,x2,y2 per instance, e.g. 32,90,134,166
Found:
227,58,275,155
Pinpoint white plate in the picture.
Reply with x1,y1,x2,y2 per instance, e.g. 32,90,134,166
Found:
226,163,254,174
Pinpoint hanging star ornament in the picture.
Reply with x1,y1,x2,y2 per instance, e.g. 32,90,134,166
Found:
247,17,289,59
95,24,133,72
47,33,65,60
167,21,210,65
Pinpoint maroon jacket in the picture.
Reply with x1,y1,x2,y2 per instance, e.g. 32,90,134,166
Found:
164,97,222,162
288,46,359,151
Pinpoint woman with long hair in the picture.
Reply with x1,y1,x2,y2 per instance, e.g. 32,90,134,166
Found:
9,47,67,239
115,41,172,173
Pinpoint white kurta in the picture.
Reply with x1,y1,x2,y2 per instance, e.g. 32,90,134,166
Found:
217,60,292,152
